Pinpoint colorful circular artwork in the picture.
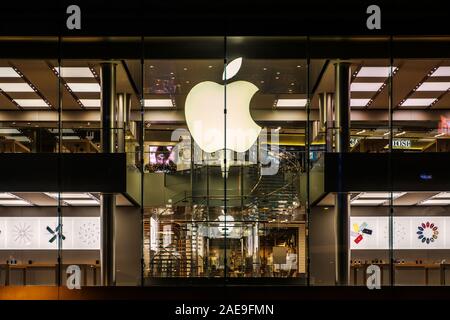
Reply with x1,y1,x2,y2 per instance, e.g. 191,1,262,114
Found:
417,222,438,244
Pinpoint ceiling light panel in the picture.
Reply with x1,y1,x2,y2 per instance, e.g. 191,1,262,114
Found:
350,99,371,107
420,199,450,205
350,82,384,92
144,99,174,107
431,67,450,77
416,82,450,91
64,199,99,206
432,192,450,199
14,99,49,107
0,193,18,199
356,67,397,78
45,192,92,199
56,67,94,78
0,67,20,77
357,192,406,199
80,99,101,107
276,99,307,107
66,83,101,92
0,83,34,92
401,98,436,106
0,199,31,206
351,199,387,205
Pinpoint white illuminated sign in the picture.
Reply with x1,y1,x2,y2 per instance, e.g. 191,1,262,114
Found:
184,57,261,153
351,216,450,250
0,217,99,250
392,139,411,149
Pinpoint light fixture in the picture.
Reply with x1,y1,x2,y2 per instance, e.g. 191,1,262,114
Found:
432,192,450,198
350,82,384,91
383,131,390,136
61,135,82,140
356,66,397,78
350,99,371,107
431,67,450,77
434,132,446,138
357,192,406,199
14,99,49,107
416,82,450,91
0,83,34,92
420,199,450,205
64,199,99,206
55,67,94,78
351,199,387,205
144,99,174,107
66,83,101,92
400,98,436,107
0,192,18,199
276,99,307,107
0,199,31,206
395,131,406,136
356,129,366,135
0,67,20,77
80,99,101,107
45,192,92,199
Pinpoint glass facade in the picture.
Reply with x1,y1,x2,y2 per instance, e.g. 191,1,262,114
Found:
1,36,450,288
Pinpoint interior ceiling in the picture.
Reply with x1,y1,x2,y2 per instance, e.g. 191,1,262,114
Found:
0,58,450,113
313,59,450,110
318,192,446,207
4,192,133,207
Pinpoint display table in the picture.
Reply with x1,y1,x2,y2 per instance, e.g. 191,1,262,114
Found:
0,263,100,286
351,263,450,285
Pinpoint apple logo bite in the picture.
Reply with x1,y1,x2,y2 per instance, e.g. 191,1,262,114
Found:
184,57,262,153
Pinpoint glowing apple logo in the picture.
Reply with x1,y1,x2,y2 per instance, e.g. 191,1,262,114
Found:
185,57,261,153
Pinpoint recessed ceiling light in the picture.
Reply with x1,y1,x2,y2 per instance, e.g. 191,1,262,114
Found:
64,199,99,206
55,67,94,78
351,82,384,91
66,83,101,92
400,98,436,106
80,99,101,107
144,99,174,107
0,199,31,206
0,192,18,199
431,66,450,77
276,99,307,107
61,136,82,140
351,199,387,205
357,192,406,199
416,82,450,91
420,199,450,205
208,65,213,68
0,83,34,92
183,68,188,71
395,131,406,136
432,192,450,199
0,67,20,77
350,99,371,107
45,192,92,199
356,129,366,135
356,67,397,78
14,99,49,107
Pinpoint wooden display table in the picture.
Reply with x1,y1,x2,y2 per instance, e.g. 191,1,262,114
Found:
0,263,100,286
351,263,450,285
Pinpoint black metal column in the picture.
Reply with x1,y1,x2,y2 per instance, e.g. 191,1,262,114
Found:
334,62,351,286
100,62,117,286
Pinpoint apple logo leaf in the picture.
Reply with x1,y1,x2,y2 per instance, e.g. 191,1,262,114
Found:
222,57,242,81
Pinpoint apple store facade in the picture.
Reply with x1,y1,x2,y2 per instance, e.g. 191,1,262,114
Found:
3,30,450,289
